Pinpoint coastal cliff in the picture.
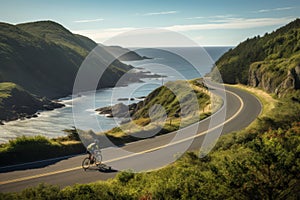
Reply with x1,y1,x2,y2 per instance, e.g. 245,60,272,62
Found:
211,18,300,97
0,20,133,99
248,59,300,97
0,82,63,122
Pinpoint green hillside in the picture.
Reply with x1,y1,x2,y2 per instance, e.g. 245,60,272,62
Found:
131,80,210,120
98,79,213,141
0,21,132,98
0,82,63,121
17,21,95,56
211,18,300,97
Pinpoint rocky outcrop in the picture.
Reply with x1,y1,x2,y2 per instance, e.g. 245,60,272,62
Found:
96,103,137,118
249,63,300,96
276,66,300,94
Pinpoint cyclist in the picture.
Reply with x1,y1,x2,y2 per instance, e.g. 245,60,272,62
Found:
86,139,101,164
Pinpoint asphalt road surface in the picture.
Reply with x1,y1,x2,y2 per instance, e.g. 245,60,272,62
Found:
0,84,262,192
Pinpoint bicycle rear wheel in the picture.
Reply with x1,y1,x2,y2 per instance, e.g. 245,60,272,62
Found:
82,157,91,170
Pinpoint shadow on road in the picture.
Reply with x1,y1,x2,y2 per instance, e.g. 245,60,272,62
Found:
0,154,81,173
99,165,118,173
83,164,118,173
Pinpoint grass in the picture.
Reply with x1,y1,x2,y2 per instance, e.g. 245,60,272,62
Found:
0,82,18,99
0,82,21,112
0,130,84,166
102,79,221,142
214,84,300,152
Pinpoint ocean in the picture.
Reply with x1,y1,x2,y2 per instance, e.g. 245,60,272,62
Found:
0,47,231,143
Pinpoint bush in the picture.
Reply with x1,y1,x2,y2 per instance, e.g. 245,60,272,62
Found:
7,135,55,151
116,170,135,184
0,135,85,166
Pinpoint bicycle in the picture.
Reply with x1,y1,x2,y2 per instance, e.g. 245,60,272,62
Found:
82,150,103,170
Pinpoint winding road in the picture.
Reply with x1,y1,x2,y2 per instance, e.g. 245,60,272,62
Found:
0,84,262,192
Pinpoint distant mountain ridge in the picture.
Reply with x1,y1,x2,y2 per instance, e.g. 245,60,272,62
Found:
211,18,300,97
103,46,151,61
0,20,134,98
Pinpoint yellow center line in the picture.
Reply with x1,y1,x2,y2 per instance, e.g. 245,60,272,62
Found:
0,167,83,185
0,87,245,185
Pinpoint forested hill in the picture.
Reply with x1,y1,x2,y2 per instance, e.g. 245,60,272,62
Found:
0,21,132,98
211,18,300,97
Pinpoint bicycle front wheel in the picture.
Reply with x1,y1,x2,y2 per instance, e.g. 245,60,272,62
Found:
82,157,91,170
95,151,102,163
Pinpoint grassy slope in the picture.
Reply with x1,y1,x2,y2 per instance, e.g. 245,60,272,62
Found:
0,82,63,121
17,21,94,57
0,82,18,99
17,21,134,90
102,79,213,142
17,21,96,54
0,129,84,166
0,21,86,98
0,20,132,98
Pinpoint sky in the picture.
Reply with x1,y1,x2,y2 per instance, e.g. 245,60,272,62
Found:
0,0,299,46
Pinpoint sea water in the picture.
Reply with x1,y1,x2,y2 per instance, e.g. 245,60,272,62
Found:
0,47,231,143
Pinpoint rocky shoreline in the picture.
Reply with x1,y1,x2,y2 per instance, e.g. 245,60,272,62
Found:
0,83,65,125
96,102,137,118
0,66,158,125
0,71,160,126
0,100,64,125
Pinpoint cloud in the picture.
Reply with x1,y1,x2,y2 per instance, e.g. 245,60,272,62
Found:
143,10,178,16
73,17,294,43
257,9,269,13
166,17,293,31
185,16,205,20
74,27,136,41
185,15,234,20
73,18,104,23
207,17,243,23
274,7,294,11
255,7,294,13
